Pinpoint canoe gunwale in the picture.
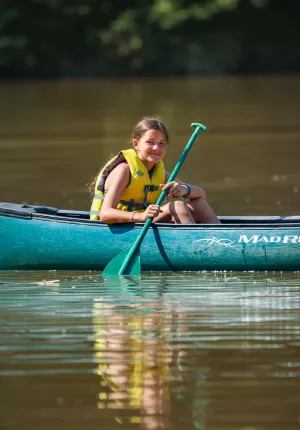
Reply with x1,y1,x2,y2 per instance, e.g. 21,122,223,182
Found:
2,212,300,231
1,202,300,229
31,215,300,230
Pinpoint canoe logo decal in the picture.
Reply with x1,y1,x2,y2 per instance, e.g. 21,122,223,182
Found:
193,238,237,248
238,234,300,244
192,234,300,248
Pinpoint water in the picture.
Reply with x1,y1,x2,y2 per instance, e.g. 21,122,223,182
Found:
1,271,300,429
1,75,300,428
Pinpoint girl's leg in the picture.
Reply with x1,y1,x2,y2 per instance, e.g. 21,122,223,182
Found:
153,200,195,224
187,198,221,224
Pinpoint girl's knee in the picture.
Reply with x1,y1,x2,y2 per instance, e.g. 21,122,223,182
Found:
173,200,187,209
171,200,194,222
163,201,195,224
171,200,190,213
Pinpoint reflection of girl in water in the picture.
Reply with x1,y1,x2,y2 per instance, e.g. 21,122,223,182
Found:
93,299,172,428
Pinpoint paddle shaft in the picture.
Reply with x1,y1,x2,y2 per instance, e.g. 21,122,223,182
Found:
117,123,207,275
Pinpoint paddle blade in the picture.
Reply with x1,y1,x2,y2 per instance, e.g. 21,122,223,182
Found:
102,248,141,277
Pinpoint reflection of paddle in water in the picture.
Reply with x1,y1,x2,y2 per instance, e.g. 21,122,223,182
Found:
104,275,142,297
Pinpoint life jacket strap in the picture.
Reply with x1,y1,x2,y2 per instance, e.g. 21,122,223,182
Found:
93,194,105,200
119,199,147,212
146,185,159,192
119,184,159,211
90,210,100,217
93,184,159,214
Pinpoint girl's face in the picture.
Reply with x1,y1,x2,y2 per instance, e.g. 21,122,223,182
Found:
133,129,167,170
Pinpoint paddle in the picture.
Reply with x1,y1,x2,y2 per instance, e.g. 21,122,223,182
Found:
102,122,207,276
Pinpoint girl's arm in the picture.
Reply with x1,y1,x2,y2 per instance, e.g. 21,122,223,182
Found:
100,164,160,223
100,163,132,223
162,172,206,200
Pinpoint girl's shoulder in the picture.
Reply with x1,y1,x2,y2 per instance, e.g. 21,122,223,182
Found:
106,161,130,186
111,161,129,174
105,161,129,174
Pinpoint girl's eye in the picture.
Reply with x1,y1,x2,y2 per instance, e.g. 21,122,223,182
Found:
147,141,166,147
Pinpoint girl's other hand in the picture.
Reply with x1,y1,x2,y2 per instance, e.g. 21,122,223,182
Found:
160,182,186,198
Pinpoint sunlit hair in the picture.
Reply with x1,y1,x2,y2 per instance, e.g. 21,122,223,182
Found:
89,116,169,196
130,116,169,144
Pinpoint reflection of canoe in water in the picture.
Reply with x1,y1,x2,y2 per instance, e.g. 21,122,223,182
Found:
1,202,300,272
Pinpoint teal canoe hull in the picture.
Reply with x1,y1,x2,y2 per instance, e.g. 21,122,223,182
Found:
1,203,300,272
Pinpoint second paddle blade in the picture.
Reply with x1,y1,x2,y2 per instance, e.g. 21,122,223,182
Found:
102,248,141,277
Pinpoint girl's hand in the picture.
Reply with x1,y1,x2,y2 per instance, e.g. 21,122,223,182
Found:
140,204,161,222
160,181,187,198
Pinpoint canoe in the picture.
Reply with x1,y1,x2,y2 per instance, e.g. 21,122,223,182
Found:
1,202,300,272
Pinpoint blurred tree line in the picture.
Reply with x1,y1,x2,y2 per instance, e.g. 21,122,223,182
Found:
1,0,299,79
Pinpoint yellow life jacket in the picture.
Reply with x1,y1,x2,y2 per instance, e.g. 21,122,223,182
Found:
90,149,165,220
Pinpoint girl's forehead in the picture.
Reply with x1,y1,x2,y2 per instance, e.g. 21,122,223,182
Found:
143,129,166,141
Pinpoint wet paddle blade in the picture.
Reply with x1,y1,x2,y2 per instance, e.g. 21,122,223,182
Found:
102,248,141,276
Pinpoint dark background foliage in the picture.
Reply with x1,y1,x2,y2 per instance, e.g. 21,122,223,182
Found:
1,0,299,79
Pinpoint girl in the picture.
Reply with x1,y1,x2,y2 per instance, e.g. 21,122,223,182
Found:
90,117,220,224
